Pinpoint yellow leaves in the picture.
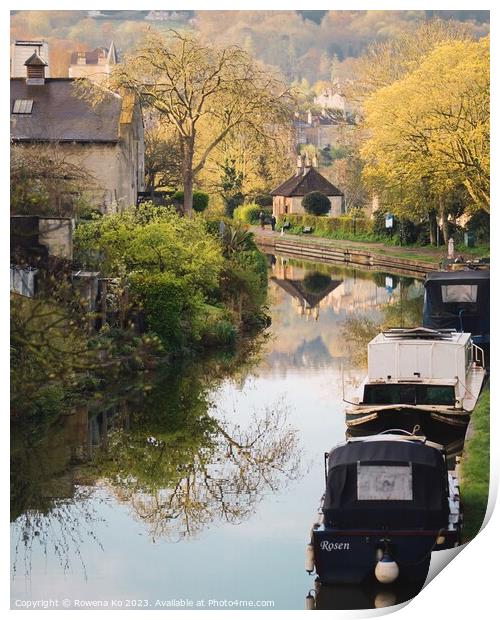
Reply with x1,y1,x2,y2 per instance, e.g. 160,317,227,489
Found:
361,36,489,213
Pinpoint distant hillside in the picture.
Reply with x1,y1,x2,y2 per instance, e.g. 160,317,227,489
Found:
10,10,489,82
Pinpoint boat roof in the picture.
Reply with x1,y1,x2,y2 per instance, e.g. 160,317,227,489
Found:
328,436,443,470
369,328,471,345
425,270,489,285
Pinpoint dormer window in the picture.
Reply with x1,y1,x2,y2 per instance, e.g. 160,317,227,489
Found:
12,99,33,114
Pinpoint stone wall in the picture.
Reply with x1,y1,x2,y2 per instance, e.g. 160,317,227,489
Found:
38,217,73,259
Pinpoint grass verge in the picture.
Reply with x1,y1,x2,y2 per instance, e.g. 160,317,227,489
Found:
460,385,490,542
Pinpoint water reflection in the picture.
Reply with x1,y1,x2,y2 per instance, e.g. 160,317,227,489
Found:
11,257,428,609
11,348,302,578
307,577,426,610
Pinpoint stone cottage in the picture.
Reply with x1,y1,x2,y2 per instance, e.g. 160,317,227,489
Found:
271,156,344,218
10,51,144,212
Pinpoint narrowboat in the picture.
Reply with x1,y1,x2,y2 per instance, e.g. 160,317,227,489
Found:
306,432,461,585
423,270,489,346
345,328,486,436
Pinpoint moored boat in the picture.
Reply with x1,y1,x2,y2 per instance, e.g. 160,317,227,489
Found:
306,431,461,585
345,328,486,436
423,270,489,346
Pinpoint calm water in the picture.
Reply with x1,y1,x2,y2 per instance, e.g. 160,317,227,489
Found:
11,257,425,610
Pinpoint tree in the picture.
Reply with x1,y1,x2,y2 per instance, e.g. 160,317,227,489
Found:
361,36,489,239
10,143,97,217
302,191,331,216
218,158,244,217
354,19,478,98
107,30,293,215
143,118,182,193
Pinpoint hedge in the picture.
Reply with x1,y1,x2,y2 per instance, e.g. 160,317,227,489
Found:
277,213,374,237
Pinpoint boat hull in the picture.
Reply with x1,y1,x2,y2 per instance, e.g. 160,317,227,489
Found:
345,408,469,450
312,528,456,585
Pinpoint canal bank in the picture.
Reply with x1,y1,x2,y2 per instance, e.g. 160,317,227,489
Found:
253,227,442,277
460,385,490,542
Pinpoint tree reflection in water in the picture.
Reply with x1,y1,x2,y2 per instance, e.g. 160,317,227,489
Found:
11,343,303,575
94,392,302,541
11,487,105,581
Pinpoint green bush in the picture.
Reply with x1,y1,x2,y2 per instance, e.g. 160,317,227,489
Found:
198,304,238,347
302,191,331,216
172,190,209,212
233,203,272,224
129,272,204,349
248,193,273,207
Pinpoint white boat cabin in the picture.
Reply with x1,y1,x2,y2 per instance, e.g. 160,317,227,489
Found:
358,328,485,412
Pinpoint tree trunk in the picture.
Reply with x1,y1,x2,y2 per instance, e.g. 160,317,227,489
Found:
439,197,449,245
181,136,194,216
428,210,437,246
183,171,194,217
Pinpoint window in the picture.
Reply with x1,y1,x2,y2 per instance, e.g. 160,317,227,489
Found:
12,99,33,114
363,384,455,406
357,464,413,501
441,284,478,303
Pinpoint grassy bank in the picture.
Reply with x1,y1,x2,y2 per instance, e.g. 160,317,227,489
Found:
272,214,489,264
460,385,490,542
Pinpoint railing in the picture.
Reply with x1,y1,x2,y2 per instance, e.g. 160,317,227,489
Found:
472,343,485,368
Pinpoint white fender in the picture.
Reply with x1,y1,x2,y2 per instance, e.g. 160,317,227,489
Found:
375,553,399,584
305,543,315,573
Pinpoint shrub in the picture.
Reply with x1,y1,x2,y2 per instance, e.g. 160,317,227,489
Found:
302,191,331,216
466,210,490,244
128,272,204,349
233,203,271,224
248,193,273,207
198,304,238,347
172,190,209,212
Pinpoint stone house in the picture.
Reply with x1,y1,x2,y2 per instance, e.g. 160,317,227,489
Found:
271,157,344,218
68,42,117,83
11,51,145,213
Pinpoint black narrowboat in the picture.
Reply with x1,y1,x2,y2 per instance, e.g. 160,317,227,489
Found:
306,432,461,585
423,270,489,345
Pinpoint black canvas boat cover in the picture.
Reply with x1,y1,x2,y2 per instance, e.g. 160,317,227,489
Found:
323,440,449,529
423,270,489,336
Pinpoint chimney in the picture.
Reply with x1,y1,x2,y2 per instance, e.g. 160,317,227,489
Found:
24,50,48,85
296,155,303,176
303,152,311,175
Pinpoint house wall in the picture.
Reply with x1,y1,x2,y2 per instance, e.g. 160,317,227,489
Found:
68,64,112,83
38,217,73,259
54,123,144,213
273,195,344,218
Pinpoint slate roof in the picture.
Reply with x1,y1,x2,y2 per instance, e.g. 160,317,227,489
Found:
11,78,123,143
24,51,48,66
270,166,344,197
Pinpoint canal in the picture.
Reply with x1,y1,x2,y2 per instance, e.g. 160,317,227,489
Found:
11,256,425,610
